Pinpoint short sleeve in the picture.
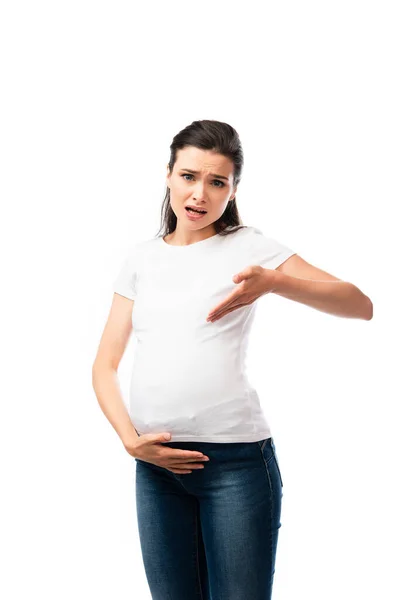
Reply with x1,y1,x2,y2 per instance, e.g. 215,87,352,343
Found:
113,247,138,300
248,227,296,270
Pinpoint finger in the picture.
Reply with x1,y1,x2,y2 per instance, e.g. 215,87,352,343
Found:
169,468,193,474
207,297,238,320
169,462,205,470
167,451,208,462
207,289,241,317
209,302,249,321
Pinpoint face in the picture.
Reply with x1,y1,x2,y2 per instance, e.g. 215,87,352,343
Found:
166,146,237,233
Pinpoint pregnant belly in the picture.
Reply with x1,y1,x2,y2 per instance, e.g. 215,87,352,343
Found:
132,340,245,396
129,341,249,427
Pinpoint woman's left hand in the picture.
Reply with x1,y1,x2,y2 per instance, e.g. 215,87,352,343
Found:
206,266,277,322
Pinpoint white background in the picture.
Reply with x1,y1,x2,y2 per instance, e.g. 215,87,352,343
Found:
1,1,398,598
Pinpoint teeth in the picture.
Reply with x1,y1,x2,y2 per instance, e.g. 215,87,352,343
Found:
187,207,206,214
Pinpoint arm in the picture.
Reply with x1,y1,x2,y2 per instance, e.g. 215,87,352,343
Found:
92,293,140,452
272,254,373,320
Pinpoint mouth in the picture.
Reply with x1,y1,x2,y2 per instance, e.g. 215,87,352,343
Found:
185,206,208,220
185,206,208,215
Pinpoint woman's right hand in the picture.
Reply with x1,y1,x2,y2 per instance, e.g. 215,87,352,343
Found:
125,432,210,474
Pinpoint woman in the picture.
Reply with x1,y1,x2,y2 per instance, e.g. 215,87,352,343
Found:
92,119,373,600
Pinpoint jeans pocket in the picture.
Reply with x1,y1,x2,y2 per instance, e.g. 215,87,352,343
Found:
257,437,274,463
257,437,270,453
270,439,283,488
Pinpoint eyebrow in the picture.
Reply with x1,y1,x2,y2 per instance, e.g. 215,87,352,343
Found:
179,168,229,182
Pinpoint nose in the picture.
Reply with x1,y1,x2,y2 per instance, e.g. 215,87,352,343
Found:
192,182,207,202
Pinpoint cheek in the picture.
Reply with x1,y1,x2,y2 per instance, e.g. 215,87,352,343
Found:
216,200,229,214
169,194,184,214
169,181,186,197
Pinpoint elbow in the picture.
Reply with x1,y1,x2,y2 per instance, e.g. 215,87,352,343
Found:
92,360,118,381
92,363,99,387
365,298,373,321
92,359,101,376
92,361,106,385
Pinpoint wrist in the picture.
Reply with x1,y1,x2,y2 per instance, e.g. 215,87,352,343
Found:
122,430,140,455
265,267,284,294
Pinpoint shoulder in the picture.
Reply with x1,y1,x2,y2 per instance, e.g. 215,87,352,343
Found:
240,225,291,248
225,225,271,245
221,224,256,242
123,236,159,260
226,225,265,237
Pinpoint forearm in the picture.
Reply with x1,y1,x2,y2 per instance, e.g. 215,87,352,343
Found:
92,364,139,450
271,271,373,320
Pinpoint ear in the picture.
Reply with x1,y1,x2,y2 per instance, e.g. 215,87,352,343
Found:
166,164,170,187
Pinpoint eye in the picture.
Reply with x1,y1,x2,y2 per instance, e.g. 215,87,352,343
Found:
180,174,225,187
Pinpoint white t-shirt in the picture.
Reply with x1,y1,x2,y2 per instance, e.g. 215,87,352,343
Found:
113,225,296,443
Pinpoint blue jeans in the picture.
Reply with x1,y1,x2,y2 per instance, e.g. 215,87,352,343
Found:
134,437,283,600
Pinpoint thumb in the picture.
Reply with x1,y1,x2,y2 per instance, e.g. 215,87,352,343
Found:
157,432,171,442
233,266,252,283
233,271,244,283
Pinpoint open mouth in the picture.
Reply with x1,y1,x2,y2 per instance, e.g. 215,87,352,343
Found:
185,206,207,215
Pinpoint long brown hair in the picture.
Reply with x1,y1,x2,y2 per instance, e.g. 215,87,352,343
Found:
155,119,247,238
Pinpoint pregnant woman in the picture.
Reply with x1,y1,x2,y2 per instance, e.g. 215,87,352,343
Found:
92,119,373,600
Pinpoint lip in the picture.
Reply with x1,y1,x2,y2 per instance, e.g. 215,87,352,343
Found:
185,205,208,213
185,206,207,221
